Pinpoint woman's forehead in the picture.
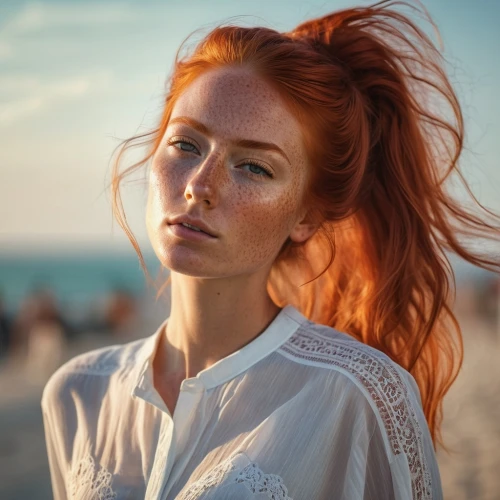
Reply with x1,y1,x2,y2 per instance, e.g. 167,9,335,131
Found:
169,66,305,156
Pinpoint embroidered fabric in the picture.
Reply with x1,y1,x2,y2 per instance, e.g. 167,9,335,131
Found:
179,454,292,500
178,458,237,500
67,454,117,500
235,462,292,500
280,326,432,500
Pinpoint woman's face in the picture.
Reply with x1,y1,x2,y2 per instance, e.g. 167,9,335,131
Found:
147,66,313,279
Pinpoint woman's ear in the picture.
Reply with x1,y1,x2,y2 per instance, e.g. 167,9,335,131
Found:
288,209,320,244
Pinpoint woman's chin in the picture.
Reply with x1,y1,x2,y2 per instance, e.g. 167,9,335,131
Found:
169,264,220,278
152,246,220,278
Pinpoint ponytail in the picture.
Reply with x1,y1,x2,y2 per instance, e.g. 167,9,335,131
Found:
269,1,500,447
110,0,500,447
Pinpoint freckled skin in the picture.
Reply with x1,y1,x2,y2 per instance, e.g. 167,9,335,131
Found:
146,66,314,278
145,66,321,397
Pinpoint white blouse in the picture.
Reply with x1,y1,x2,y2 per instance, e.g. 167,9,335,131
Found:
41,305,442,499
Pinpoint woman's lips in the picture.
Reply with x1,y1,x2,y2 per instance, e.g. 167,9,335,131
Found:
167,223,217,241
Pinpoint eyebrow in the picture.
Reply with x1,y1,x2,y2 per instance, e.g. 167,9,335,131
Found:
167,116,291,165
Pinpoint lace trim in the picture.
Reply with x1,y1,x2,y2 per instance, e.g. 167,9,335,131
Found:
280,327,432,500
67,454,117,500
178,457,237,500
179,454,292,500
235,463,292,500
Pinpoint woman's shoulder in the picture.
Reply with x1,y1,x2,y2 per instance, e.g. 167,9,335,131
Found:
279,319,426,449
281,319,418,394
280,319,438,499
40,335,150,412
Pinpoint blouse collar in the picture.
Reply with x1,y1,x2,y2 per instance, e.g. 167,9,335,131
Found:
131,304,307,401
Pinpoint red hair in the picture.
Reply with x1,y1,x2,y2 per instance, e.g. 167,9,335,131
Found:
111,0,500,447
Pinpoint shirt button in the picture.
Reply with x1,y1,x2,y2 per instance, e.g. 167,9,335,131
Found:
182,378,203,391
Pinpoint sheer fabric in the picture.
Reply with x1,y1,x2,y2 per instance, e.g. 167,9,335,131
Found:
41,305,442,499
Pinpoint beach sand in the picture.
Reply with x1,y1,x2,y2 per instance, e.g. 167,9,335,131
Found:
437,314,500,500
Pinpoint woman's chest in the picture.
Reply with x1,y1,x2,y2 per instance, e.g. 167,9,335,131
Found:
172,452,293,500
68,407,338,500
68,377,371,499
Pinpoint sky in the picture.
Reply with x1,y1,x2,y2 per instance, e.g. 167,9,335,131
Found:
0,0,499,255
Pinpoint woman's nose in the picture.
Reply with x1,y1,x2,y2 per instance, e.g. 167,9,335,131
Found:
184,154,224,207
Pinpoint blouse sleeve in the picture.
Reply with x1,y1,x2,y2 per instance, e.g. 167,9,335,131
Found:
41,370,70,500
321,361,443,500
364,364,443,500
389,366,443,500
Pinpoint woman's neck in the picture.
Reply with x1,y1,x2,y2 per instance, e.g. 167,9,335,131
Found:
155,270,281,381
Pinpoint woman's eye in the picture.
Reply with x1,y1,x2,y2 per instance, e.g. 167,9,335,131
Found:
242,163,273,178
167,138,199,153
174,141,198,153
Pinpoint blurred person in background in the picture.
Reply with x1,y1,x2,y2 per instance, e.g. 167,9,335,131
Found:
24,289,67,380
2,287,67,378
40,1,500,499
8,289,41,363
477,276,500,332
0,293,11,361
103,287,139,338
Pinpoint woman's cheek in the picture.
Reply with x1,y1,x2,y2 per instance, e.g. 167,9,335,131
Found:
234,199,293,258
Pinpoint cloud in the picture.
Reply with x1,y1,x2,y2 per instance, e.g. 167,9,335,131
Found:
0,75,44,93
1,1,142,35
0,2,161,124
0,71,113,125
0,1,150,61
0,96,43,123
0,41,12,60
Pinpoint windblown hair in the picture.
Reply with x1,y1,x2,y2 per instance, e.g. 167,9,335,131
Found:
111,0,500,447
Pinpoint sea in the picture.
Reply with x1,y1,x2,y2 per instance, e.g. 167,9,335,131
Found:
0,250,163,317
0,249,495,318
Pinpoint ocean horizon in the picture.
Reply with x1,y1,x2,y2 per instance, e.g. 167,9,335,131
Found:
0,250,163,315
0,248,496,316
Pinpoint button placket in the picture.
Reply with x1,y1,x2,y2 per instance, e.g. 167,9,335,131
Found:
160,382,206,499
145,414,175,500
173,389,201,442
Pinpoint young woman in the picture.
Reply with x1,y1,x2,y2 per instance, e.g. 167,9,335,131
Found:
41,1,499,499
